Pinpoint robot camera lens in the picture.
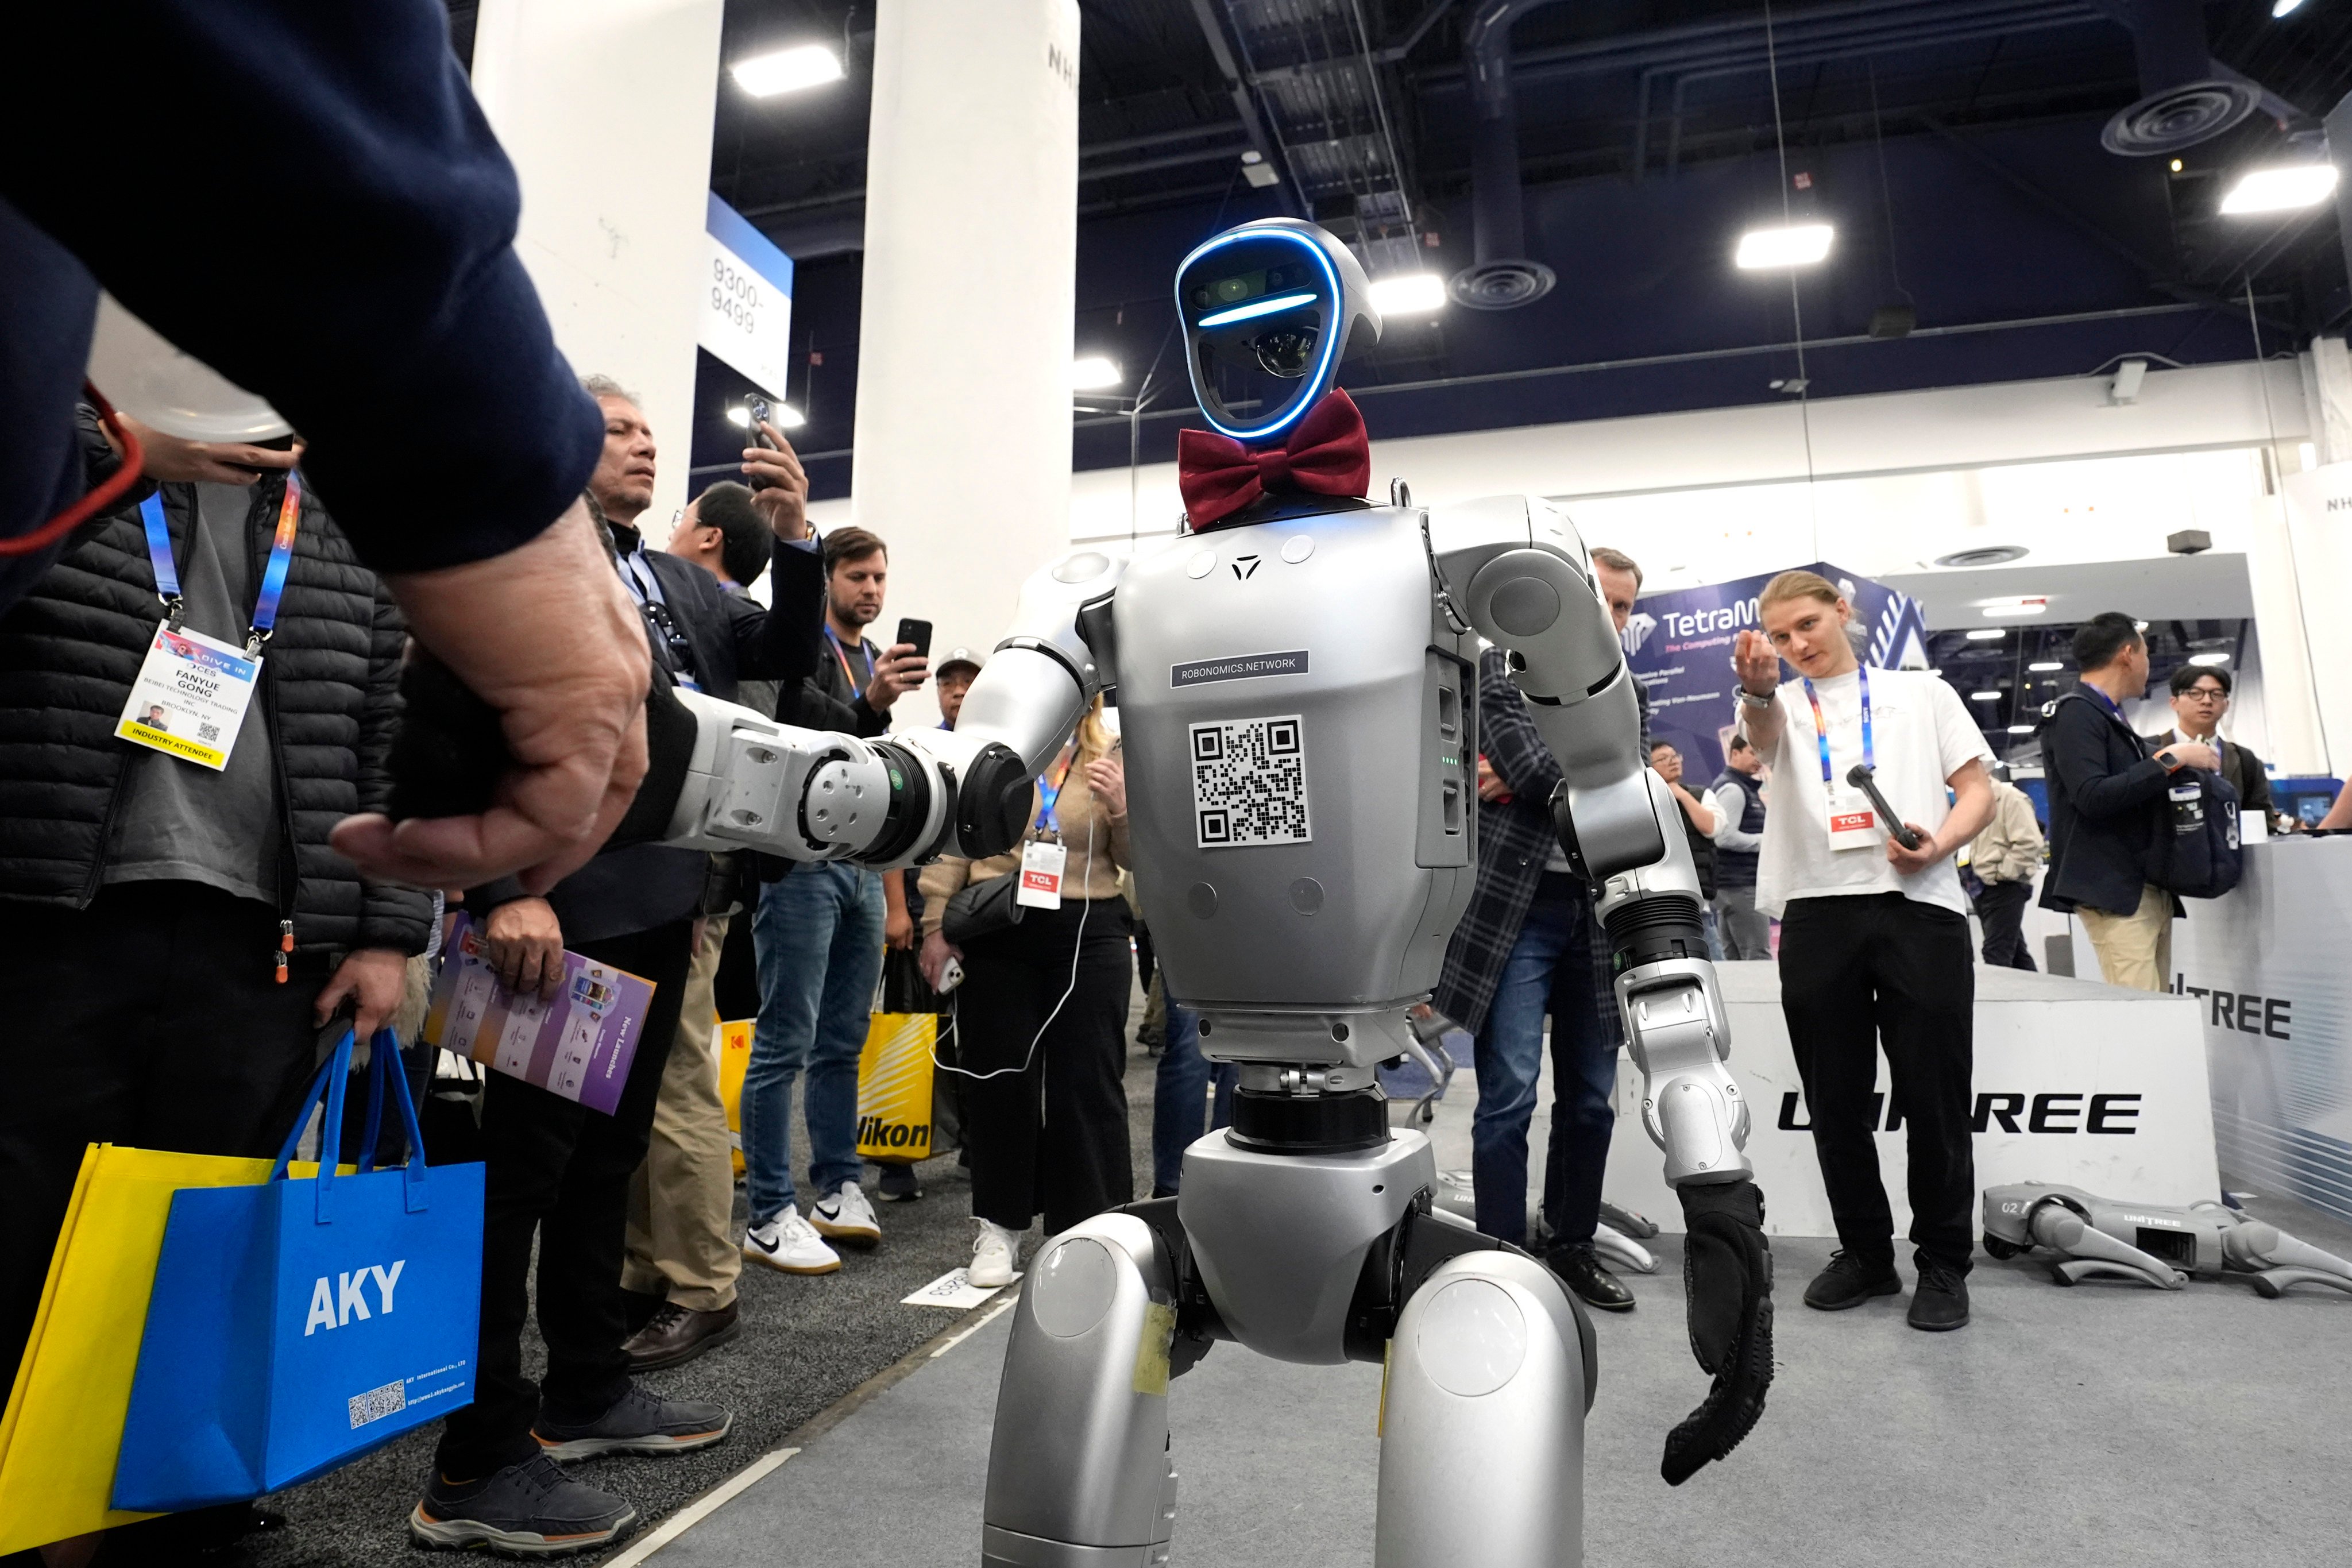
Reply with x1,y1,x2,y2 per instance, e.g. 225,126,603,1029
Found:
1252,326,1319,378
1214,276,1250,303
1192,287,1211,307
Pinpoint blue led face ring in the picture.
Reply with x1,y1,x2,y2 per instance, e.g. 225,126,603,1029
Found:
1176,228,1345,443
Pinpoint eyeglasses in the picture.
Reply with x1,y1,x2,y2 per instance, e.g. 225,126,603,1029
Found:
2179,687,2226,702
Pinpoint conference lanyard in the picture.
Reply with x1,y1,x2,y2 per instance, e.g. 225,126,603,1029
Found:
825,627,874,689
140,477,302,654
1036,754,1072,836
1801,667,1874,783
117,481,302,777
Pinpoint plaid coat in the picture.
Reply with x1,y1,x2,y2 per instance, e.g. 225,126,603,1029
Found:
1431,647,1648,1036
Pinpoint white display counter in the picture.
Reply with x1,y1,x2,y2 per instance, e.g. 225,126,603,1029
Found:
1601,961,2219,1237
2162,837,2352,1222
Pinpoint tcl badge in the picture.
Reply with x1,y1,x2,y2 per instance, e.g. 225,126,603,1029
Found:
1826,786,1879,852
1017,840,1067,910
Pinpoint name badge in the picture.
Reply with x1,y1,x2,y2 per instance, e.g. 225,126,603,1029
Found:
1017,840,1067,910
115,620,261,771
1826,784,1879,852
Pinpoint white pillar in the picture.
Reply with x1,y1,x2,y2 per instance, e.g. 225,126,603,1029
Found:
472,0,724,528
852,0,1082,727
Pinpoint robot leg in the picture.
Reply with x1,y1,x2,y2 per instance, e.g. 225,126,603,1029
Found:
1374,1249,1590,1568
983,1214,1180,1567
2220,1220,2352,1298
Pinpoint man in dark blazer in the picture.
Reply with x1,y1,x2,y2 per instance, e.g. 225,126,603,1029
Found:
2038,612,2217,993
1431,547,1650,1314
421,380,825,1554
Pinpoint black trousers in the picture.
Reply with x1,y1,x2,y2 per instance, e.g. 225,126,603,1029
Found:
1973,878,2037,971
1777,893,1976,1273
955,898,1133,1234
435,917,696,1478
0,883,331,1393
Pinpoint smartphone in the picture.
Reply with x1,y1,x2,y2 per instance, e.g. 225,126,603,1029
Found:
744,397,781,491
895,618,934,659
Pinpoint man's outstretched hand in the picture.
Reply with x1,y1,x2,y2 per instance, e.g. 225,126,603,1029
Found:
331,500,652,894
1661,1177,1774,1486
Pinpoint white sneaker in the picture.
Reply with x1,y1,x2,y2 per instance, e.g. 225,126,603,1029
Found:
811,1180,881,1247
969,1220,1025,1289
743,1204,840,1275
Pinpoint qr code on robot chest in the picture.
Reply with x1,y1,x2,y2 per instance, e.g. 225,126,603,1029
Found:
1189,716,1310,848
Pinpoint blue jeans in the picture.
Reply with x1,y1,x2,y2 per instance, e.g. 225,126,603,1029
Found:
1472,872,1620,1248
745,863,886,1224
1150,1003,1235,1196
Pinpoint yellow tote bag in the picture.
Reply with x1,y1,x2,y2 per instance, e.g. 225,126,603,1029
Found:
0,1144,276,1553
855,1011,938,1162
719,1018,754,1177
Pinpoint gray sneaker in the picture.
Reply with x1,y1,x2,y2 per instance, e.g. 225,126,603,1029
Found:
533,1381,733,1461
410,1453,636,1556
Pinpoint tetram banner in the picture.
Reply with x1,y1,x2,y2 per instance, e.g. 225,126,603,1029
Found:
1623,561,1930,781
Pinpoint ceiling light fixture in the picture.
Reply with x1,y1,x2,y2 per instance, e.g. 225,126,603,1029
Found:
1071,355,1122,391
726,405,751,428
1965,628,2006,641
769,403,806,429
731,44,845,98
2219,163,2338,215
2273,0,2307,16
1970,690,2003,702
1735,223,1834,269
2188,651,2231,666
2029,661,2064,672
1369,273,1447,316
2007,724,2038,735
1981,597,2050,619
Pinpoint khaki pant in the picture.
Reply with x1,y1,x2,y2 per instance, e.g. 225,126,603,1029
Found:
2076,885,2173,993
623,914,742,1310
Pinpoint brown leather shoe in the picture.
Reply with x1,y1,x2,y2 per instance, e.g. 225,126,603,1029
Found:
621,1299,741,1372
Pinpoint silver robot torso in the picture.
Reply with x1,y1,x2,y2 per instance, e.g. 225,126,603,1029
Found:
1111,502,1477,1073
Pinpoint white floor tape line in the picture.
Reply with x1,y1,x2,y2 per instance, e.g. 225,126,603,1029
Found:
932,1291,1018,1357
601,1446,800,1567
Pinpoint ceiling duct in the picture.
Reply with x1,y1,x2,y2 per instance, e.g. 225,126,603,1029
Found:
2094,0,2270,156
1452,0,1563,309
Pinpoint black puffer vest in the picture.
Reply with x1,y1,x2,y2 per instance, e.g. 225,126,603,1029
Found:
0,468,431,960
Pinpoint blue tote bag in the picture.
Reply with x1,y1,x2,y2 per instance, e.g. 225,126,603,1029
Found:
112,1029,485,1511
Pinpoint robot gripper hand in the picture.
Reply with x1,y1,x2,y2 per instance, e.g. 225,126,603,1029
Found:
1661,1177,1774,1486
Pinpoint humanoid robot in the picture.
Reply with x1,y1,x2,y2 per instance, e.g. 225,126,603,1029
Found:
590,218,1774,1565
1983,1183,2352,1296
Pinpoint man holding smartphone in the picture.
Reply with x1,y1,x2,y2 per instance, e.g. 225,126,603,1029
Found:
743,527,926,1276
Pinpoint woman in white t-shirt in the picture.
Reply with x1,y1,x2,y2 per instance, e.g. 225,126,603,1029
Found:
1730,570,1994,1333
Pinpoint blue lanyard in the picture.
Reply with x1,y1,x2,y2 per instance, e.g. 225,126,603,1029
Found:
1801,667,1873,783
616,541,666,608
140,478,302,651
1036,755,1071,835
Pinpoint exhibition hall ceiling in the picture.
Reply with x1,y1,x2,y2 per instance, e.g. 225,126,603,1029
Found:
441,2,2352,499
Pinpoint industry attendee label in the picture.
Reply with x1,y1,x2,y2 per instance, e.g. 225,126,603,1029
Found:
1171,649,1309,687
115,622,261,770
1018,839,1067,909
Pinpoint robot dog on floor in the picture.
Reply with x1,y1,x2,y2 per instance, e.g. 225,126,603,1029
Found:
1983,1184,2352,1296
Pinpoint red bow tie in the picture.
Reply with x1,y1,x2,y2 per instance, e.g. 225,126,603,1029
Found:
1177,389,1371,530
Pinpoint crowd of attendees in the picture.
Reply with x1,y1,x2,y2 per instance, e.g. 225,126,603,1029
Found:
16,361,2344,1562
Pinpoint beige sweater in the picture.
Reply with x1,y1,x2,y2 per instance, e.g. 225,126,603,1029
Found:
1970,779,2045,885
919,751,1131,937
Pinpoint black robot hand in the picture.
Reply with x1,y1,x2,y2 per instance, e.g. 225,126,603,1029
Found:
385,655,696,853
1660,1177,1774,1486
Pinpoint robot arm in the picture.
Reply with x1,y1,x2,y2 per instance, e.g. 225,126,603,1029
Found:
1427,495,1771,1485
655,548,1126,870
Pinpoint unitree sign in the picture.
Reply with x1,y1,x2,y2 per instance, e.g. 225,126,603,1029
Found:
698,193,795,402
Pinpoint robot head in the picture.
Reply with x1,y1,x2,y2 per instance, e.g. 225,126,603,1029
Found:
1175,219,1380,445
